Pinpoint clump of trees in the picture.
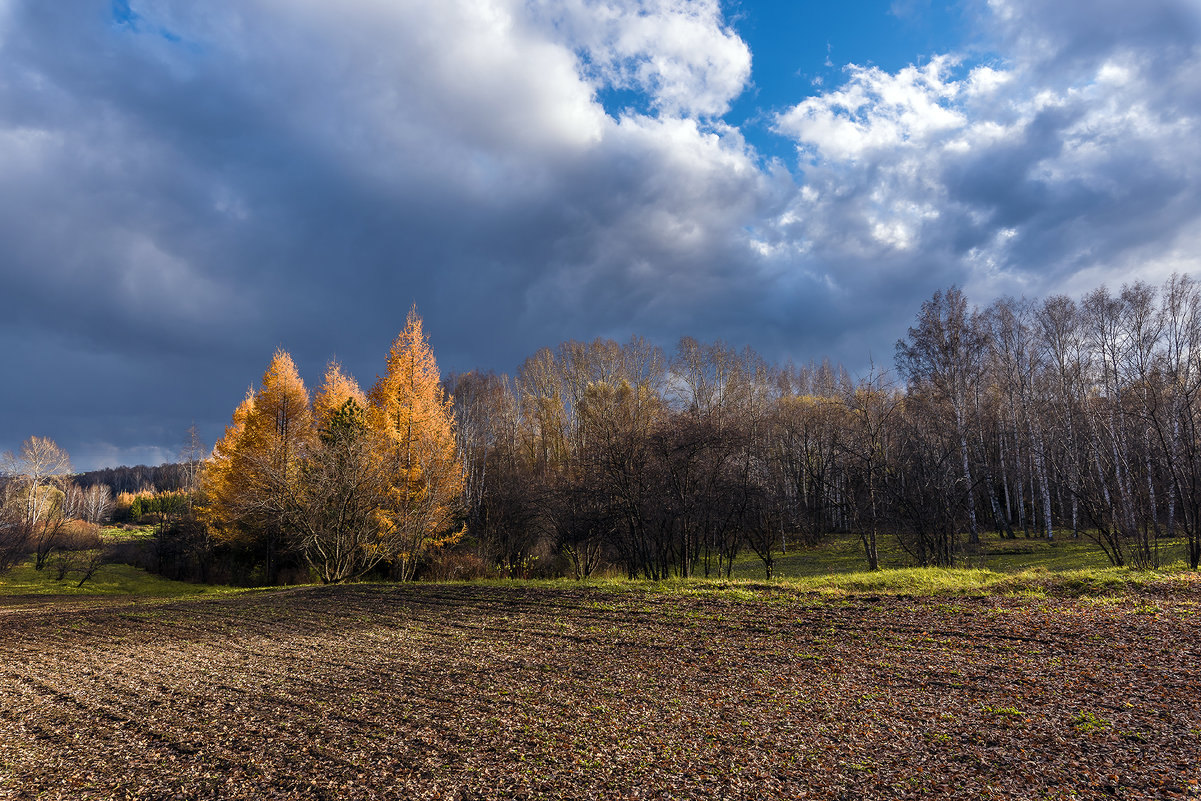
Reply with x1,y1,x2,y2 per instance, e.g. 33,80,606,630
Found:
199,307,465,584
451,274,1201,577
887,277,1201,570
0,436,115,584
77,463,190,496
13,276,1201,587
448,338,856,580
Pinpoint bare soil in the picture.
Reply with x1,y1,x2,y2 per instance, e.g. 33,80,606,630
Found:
2,584,1200,799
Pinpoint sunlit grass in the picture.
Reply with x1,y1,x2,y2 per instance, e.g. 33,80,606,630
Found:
99,524,157,543
5,522,1198,601
460,562,1201,599
0,559,237,598
776,565,1199,597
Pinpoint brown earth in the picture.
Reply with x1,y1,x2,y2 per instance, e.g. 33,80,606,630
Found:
1,583,1200,800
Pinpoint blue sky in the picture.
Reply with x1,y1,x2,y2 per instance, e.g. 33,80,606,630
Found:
727,0,970,158
2,0,1200,469
591,1,974,161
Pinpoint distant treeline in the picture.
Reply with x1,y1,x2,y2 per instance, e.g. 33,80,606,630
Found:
76,463,187,495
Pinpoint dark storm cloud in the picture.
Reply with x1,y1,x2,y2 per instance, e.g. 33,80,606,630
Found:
1,0,1200,468
0,0,767,468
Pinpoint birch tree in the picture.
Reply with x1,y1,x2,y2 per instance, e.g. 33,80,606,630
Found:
1,437,73,570
896,288,988,545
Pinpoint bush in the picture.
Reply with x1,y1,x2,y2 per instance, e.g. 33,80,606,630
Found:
57,520,102,551
424,550,496,581
0,519,30,575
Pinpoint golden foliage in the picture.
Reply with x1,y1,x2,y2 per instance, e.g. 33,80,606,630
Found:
198,390,254,543
200,315,465,582
298,365,393,583
200,350,314,566
314,360,368,433
368,306,465,580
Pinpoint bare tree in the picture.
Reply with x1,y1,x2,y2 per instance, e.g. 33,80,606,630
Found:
1150,274,1201,568
840,366,900,570
896,288,989,545
1,437,73,570
82,484,114,524
2,437,72,528
0,480,29,574
180,423,207,510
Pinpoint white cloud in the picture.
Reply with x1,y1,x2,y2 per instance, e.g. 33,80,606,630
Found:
769,0,1201,308
775,56,966,161
532,0,752,118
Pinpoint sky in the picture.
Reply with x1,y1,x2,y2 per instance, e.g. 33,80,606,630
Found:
2,0,1200,471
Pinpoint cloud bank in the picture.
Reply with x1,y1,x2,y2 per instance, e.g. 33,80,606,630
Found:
1,0,1199,468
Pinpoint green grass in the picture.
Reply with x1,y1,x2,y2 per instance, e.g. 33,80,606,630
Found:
447,523,1201,599
5,560,1195,601
4,523,1197,601
0,524,241,598
778,565,1199,597
718,529,1201,597
731,532,911,579
0,560,238,598
462,563,1201,600
731,529,1193,580
99,524,157,543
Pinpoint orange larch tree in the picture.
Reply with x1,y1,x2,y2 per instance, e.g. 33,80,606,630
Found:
294,361,393,583
200,349,314,582
368,307,465,580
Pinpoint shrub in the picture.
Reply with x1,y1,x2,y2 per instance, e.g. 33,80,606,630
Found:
57,520,102,551
0,518,30,575
425,550,496,581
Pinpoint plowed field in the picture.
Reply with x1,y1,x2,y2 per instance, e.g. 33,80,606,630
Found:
2,584,1200,799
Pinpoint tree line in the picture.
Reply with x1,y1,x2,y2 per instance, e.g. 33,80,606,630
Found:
453,275,1201,578
7,276,1201,585
76,463,191,495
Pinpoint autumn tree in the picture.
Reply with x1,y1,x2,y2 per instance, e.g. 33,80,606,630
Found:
369,307,465,580
292,362,392,583
200,350,314,582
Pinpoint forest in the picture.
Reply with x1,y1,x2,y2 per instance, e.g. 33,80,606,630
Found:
445,274,1201,580
5,276,1201,586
